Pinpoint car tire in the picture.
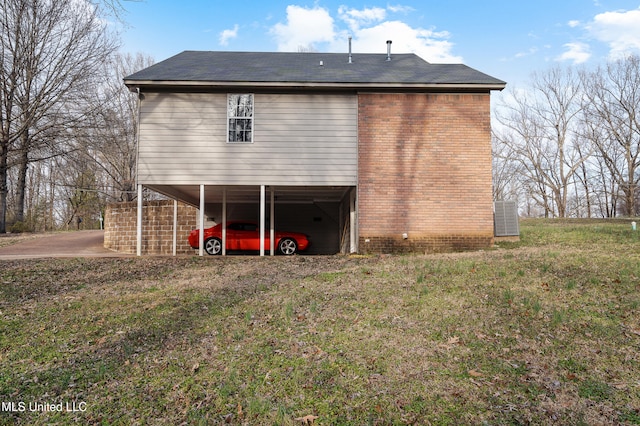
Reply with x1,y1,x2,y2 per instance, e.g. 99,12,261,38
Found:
204,238,222,255
278,238,297,255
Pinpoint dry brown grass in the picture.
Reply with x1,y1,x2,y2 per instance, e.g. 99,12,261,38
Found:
1,219,639,425
0,233,39,248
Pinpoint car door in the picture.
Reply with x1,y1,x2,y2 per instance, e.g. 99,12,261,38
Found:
238,223,259,251
226,223,242,251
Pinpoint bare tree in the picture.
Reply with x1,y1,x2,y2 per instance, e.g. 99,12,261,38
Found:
0,0,118,232
492,131,520,201
581,55,640,217
80,52,154,203
572,133,594,217
495,67,589,217
94,0,143,23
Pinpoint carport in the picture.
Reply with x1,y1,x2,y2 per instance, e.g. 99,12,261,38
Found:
125,53,362,257
136,184,357,256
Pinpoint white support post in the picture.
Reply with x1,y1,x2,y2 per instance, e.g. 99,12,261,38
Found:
270,188,275,256
260,185,265,256
136,184,143,256
222,187,227,256
350,189,357,253
199,184,205,257
172,199,178,256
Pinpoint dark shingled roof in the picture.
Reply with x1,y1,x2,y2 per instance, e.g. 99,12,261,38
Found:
124,50,506,89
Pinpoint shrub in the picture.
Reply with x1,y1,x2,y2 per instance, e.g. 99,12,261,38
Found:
9,221,30,233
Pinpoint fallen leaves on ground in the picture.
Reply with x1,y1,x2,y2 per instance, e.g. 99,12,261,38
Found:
295,414,319,425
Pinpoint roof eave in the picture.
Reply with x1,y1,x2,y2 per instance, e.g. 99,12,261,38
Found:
124,80,506,92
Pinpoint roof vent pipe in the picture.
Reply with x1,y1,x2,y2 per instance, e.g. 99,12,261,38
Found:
348,36,353,64
386,40,392,61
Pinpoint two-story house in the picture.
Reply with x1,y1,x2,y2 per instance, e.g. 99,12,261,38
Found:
122,46,505,255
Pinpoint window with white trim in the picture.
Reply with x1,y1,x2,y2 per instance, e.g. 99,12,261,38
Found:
227,94,253,143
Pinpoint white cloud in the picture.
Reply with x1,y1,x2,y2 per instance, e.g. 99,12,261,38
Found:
269,5,462,63
387,4,415,14
219,24,239,46
338,6,386,31
270,5,335,52
567,20,580,28
515,47,539,58
588,7,640,58
347,20,463,63
556,42,591,64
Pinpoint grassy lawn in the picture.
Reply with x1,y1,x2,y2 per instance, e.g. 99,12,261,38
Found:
1,219,639,425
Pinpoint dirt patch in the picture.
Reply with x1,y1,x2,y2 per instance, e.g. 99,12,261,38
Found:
0,230,131,259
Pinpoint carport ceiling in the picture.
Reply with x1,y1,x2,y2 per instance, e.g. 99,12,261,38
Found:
147,185,352,206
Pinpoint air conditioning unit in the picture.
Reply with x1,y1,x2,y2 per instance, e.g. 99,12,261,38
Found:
494,201,520,237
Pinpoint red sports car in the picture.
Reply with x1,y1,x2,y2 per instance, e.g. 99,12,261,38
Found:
188,221,310,255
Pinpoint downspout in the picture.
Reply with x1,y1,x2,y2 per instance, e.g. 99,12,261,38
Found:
135,87,143,256
134,88,142,192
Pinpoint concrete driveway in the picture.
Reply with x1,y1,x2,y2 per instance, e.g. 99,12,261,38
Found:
0,230,132,260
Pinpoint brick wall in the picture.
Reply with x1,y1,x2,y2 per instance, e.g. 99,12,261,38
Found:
104,200,198,255
357,93,494,253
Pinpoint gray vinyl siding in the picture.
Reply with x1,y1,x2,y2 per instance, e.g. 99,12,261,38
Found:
137,92,357,186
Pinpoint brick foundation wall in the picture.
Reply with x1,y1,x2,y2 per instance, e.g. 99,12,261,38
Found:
359,235,494,254
358,93,494,254
104,200,198,255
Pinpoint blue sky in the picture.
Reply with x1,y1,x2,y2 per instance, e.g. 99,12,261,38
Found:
118,0,640,87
